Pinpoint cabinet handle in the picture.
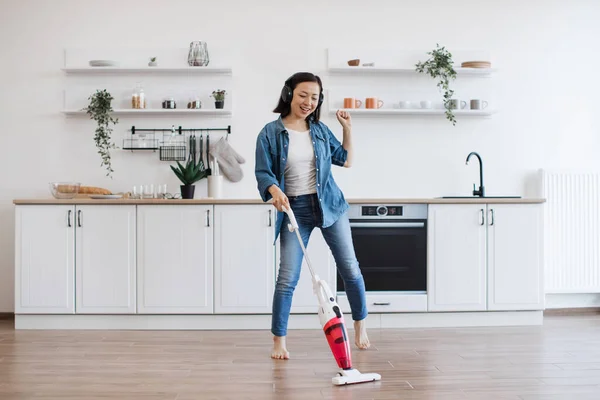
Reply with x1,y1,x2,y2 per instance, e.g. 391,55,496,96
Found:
489,209,495,226
77,210,82,227
67,210,72,227
205,209,210,227
373,302,391,306
479,208,485,225
268,209,272,226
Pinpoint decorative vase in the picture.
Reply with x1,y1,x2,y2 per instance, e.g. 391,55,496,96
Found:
187,41,210,66
180,184,195,199
215,100,224,109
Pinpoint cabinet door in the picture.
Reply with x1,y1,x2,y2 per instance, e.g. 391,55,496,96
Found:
487,204,544,310
137,205,213,314
75,205,136,314
287,229,336,313
427,204,487,311
213,204,275,313
15,205,75,314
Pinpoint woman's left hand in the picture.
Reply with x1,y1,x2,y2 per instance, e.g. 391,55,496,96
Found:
336,110,352,130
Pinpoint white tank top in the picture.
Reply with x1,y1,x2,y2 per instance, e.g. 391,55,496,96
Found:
284,128,317,196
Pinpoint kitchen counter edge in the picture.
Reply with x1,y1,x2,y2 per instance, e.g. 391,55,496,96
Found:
13,198,547,205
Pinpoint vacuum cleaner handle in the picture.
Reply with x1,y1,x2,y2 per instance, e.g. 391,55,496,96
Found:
282,206,299,232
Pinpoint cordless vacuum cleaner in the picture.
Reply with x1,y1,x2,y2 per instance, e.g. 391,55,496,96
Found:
283,206,381,386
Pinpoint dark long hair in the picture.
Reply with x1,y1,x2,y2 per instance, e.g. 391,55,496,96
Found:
273,72,323,123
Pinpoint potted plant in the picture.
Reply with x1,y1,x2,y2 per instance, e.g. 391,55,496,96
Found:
148,57,157,67
82,89,118,177
170,158,208,199
211,89,226,109
415,44,458,125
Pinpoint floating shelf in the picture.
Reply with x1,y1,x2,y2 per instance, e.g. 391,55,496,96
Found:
329,108,496,116
61,66,232,75
62,109,232,116
328,66,496,76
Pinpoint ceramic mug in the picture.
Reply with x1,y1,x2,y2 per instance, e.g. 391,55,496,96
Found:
448,99,467,110
365,97,384,109
343,98,363,109
470,99,488,110
420,100,432,109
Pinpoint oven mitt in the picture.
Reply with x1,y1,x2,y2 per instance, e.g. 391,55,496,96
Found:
209,137,246,182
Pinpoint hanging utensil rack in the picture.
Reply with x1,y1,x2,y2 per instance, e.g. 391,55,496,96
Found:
122,125,231,162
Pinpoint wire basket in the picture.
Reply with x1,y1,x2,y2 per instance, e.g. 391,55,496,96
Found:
159,132,186,161
159,145,186,161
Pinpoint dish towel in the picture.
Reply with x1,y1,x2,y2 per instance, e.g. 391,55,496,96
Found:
209,137,245,182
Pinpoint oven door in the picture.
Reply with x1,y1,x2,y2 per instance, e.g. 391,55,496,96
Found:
337,220,427,292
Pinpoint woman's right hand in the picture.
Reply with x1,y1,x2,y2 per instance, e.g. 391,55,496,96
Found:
268,185,290,212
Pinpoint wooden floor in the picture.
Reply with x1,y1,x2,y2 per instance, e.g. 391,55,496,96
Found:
1,315,600,399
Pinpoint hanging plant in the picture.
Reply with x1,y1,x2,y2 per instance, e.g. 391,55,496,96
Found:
415,44,458,125
83,89,119,177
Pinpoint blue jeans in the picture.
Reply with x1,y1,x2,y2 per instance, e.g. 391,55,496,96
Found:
272,193,368,337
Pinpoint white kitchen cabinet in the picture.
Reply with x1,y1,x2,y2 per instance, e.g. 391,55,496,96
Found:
213,204,275,313
427,203,544,312
137,205,213,314
15,205,75,314
427,204,487,311
14,204,136,314
487,204,544,310
75,205,136,314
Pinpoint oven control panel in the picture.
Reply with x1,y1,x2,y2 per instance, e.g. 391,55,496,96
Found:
349,204,428,220
361,205,403,216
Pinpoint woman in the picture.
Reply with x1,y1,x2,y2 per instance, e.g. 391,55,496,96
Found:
255,72,370,360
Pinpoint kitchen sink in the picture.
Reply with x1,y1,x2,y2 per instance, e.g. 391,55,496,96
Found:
438,196,522,199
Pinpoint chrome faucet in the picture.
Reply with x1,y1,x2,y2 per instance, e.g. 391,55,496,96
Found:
466,151,485,197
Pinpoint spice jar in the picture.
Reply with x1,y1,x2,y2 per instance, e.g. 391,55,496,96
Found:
187,97,202,109
162,97,176,109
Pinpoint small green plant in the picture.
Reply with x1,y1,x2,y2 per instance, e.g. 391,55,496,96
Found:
211,89,227,101
415,44,458,125
83,89,118,177
170,158,208,186
150,57,156,62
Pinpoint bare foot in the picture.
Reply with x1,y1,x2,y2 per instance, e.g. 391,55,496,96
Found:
354,320,370,349
271,335,290,359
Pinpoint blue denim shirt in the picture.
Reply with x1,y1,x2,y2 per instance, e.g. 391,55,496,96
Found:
255,116,349,241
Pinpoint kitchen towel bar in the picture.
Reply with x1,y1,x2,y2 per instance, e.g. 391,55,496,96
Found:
123,125,232,162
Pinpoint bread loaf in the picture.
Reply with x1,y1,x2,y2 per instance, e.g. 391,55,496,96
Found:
79,186,112,195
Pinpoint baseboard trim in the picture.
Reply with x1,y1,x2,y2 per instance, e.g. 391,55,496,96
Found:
544,307,600,316
14,311,544,330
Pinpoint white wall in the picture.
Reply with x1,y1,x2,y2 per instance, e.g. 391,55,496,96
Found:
1,0,599,312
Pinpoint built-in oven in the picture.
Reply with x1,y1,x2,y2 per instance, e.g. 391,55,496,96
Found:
336,204,428,312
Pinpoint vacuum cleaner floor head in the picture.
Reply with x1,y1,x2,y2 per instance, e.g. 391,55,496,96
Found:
332,368,382,385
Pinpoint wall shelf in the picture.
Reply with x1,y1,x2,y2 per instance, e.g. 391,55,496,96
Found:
329,108,496,117
328,66,496,76
62,66,232,75
62,109,232,116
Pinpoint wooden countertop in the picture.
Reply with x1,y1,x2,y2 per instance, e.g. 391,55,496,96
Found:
13,197,546,205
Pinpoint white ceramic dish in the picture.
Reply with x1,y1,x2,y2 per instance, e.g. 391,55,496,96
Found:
89,194,122,199
89,60,118,67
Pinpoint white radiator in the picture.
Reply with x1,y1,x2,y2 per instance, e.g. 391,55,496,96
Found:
541,170,600,293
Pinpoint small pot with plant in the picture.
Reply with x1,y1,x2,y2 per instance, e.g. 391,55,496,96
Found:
83,89,119,177
415,44,458,125
211,89,226,109
170,158,208,199
148,57,157,67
